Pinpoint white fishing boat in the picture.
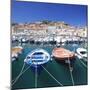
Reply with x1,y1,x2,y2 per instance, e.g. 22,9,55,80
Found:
21,38,28,43
24,49,50,66
56,43,60,47
76,48,87,60
19,38,28,43
12,53,18,61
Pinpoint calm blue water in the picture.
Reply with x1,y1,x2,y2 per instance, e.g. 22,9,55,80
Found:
12,43,87,89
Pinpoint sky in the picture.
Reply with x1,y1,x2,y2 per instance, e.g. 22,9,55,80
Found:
11,0,88,27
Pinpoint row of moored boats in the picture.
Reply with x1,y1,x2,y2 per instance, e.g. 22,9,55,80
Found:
12,46,87,67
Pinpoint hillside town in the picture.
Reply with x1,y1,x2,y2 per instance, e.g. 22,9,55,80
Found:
11,21,87,43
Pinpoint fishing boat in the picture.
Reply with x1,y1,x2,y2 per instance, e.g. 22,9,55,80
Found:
61,38,67,45
24,49,50,66
56,43,61,47
12,36,18,42
12,53,18,61
12,46,23,61
76,48,87,60
19,38,28,43
52,48,75,63
21,38,28,43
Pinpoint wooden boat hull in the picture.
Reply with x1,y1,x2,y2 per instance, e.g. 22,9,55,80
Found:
53,55,75,61
52,48,75,64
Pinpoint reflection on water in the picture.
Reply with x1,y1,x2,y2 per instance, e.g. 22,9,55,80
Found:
12,43,87,89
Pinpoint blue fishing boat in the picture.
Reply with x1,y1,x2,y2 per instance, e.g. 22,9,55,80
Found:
24,49,50,66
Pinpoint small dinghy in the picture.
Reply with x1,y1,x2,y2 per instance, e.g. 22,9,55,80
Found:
52,48,75,63
76,48,87,60
12,53,18,61
12,46,23,61
24,49,50,66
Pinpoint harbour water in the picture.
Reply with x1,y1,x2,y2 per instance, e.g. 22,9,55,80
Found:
12,43,87,89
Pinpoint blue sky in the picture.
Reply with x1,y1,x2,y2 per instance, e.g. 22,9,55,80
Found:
11,1,87,27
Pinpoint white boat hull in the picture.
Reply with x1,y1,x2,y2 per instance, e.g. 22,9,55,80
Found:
76,48,87,61
24,49,50,66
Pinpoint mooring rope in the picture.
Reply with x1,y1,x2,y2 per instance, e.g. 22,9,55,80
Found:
12,64,32,86
74,49,87,68
41,65,63,86
68,57,75,86
35,65,37,88
12,63,26,83
79,59,87,68
77,53,87,62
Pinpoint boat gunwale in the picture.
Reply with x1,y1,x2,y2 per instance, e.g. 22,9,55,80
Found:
52,47,75,61
24,48,51,65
